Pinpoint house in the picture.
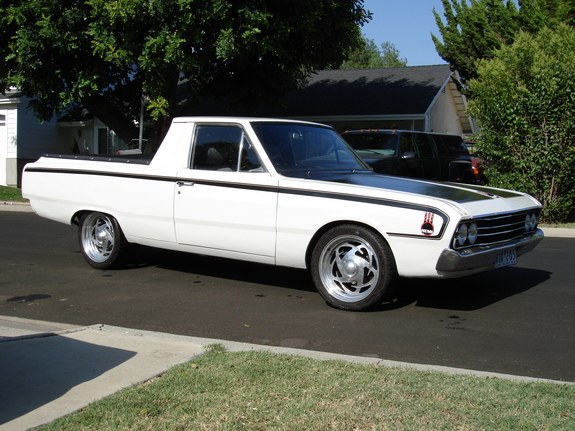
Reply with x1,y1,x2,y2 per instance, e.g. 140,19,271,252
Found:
0,90,123,187
0,90,63,187
1,64,473,186
278,64,474,135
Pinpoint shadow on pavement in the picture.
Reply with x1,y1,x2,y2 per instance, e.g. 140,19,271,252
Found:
121,246,316,292
0,334,135,425
120,246,551,313
378,266,551,312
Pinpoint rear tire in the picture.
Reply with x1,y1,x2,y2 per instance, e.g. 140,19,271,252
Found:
78,212,126,269
311,225,397,311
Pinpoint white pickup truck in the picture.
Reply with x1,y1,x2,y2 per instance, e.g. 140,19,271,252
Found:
22,117,544,311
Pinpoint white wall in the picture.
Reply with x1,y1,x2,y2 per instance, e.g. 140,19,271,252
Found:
0,105,18,186
428,85,464,136
0,96,71,186
0,112,6,186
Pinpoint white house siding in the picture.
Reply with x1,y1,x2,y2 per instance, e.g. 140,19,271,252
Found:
0,95,70,186
428,84,464,136
0,105,18,186
0,111,6,185
0,113,5,185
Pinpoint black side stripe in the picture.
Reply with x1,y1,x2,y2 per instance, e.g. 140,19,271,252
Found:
25,167,449,238
280,187,449,239
25,167,175,183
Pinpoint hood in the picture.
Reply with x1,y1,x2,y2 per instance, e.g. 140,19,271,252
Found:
325,172,523,204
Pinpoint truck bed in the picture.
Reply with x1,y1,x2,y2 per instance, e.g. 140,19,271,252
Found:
42,153,152,165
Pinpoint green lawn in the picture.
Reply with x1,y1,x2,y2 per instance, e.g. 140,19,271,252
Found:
0,185,26,202
40,347,574,431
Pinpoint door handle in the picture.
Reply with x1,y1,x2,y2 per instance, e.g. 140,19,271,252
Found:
176,181,195,187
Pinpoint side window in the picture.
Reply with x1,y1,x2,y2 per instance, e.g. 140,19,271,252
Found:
433,135,449,155
413,133,434,158
239,137,264,172
191,125,262,172
399,133,418,158
346,133,397,156
443,135,468,156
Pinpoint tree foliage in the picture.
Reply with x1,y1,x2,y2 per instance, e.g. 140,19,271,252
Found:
467,24,575,222
339,37,407,69
1,0,370,142
432,0,575,80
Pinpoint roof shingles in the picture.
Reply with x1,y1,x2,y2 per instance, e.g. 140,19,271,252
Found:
280,64,451,117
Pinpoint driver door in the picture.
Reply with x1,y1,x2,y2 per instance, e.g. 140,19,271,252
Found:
174,124,278,258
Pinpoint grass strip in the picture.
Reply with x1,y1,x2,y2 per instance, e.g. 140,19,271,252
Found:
40,346,574,431
0,185,26,202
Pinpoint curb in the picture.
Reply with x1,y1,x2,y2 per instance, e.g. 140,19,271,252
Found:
541,227,575,238
99,324,574,386
2,317,573,386
0,201,33,212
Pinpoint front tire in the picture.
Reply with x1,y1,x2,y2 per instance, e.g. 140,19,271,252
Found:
311,225,397,311
78,212,126,269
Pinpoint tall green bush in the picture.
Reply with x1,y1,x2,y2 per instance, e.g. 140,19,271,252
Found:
468,24,575,222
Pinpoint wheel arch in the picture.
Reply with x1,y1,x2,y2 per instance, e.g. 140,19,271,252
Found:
71,209,119,227
72,210,89,226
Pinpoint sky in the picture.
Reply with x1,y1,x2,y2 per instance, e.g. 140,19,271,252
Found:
361,0,446,66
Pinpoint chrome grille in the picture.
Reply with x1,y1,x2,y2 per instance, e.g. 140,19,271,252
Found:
452,209,541,250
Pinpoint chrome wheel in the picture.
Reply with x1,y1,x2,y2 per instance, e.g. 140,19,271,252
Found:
311,225,397,311
318,235,380,303
78,212,125,268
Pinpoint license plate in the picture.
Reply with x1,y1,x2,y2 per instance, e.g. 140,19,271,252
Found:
495,248,517,268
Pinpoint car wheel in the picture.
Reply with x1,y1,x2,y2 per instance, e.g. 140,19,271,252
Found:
78,212,126,269
311,225,397,311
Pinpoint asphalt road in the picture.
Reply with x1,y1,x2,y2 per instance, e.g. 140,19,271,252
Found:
1,211,573,382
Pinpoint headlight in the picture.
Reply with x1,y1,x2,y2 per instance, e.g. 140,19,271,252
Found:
467,223,478,244
456,224,468,247
454,222,479,247
524,213,538,232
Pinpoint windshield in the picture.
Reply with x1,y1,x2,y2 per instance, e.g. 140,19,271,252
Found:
251,122,370,178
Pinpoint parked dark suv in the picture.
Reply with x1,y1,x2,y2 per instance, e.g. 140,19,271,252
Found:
342,129,483,184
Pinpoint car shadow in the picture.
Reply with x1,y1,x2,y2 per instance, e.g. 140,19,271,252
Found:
120,246,550,312
0,334,135,425
376,266,551,312
121,246,317,293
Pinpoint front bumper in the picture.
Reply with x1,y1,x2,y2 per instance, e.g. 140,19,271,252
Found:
435,228,544,276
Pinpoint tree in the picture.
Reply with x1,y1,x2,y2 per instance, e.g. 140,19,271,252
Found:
432,0,575,80
340,36,407,69
1,0,370,143
379,42,408,68
467,24,575,222
432,0,519,80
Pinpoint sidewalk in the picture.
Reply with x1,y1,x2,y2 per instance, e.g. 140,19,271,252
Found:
1,316,572,431
0,318,206,431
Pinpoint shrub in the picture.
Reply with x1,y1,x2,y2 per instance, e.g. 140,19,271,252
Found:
468,24,575,222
